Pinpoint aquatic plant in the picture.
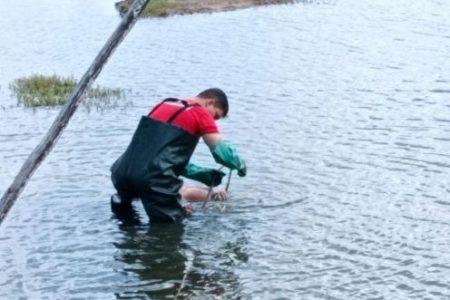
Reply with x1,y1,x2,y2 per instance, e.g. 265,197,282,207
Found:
9,74,125,108
222,239,249,265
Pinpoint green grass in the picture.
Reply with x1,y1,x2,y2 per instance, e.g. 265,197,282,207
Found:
116,0,177,17
143,0,177,17
9,74,126,108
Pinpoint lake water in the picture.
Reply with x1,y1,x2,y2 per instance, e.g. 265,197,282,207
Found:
1,0,449,299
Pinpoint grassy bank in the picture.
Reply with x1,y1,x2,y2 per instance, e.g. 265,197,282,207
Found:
115,0,293,17
9,74,125,108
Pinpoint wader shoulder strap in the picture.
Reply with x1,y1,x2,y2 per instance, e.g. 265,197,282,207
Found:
167,100,191,123
149,98,198,124
148,98,177,116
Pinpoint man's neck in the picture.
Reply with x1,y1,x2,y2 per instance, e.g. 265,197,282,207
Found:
191,97,207,107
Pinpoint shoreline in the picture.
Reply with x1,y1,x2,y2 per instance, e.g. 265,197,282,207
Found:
115,0,294,17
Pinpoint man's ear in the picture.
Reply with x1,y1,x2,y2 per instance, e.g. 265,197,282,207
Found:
207,99,214,106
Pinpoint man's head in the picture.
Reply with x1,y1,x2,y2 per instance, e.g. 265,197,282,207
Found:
197,88,228,120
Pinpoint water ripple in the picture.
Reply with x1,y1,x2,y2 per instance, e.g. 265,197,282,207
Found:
1,0,450,299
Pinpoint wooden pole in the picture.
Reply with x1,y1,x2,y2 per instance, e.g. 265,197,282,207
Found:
0,0,152,225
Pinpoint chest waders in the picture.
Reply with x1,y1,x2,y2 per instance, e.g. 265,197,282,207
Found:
111,99,199,222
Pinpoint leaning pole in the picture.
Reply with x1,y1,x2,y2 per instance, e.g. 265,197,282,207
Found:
0,0,152,225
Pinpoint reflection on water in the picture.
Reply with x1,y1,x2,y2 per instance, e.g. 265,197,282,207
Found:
114,219,187,299
112,207,246,299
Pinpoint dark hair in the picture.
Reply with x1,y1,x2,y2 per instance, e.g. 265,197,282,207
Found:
197,88,229,117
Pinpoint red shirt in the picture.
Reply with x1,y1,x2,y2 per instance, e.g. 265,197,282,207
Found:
148,99,219,137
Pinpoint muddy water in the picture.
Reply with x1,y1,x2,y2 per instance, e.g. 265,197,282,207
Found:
1,0,449,299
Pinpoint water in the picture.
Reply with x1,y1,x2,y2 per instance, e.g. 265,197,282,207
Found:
1,0,450,299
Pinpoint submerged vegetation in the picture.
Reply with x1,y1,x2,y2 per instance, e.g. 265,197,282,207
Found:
9,74,126,108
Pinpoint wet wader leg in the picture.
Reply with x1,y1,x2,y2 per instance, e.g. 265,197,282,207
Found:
111,193,134,213
110,193,140,224
141,193,184,223
110,174,135,214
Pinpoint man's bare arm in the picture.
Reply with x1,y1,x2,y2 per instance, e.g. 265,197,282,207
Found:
202,133,223,147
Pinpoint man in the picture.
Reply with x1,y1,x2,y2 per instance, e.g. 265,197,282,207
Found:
110,88,246,222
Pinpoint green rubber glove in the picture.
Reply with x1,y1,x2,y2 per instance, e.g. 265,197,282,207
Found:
210,142,247,177
181,163,226,186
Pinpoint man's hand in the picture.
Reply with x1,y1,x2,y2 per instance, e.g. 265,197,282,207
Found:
209,169,226,186
212,190,229,201
237,161,247,177
210,142,247,177
181,163,226,187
